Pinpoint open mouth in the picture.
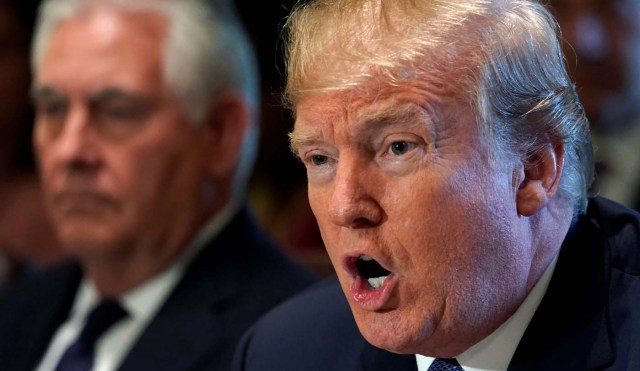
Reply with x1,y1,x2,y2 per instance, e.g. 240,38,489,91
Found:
355,255,391,290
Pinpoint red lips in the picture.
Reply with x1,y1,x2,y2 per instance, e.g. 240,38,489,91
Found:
344,254,397,311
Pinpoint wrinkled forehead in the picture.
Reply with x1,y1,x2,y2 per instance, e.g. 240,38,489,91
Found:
289,49,470,116
292,65,461,124
291,76,466,147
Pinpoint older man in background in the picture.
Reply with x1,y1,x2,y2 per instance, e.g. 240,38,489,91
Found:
0,0,315,370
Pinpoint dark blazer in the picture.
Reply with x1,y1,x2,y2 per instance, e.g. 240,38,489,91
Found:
0,206,316,371
233,197,640,371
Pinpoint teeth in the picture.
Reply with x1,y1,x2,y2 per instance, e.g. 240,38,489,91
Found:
359,255,373,261
367,276,387,289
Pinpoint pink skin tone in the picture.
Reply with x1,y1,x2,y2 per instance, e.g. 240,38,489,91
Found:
291,82,571,357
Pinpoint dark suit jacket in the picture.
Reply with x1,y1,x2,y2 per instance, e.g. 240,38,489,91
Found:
233,197,640,371
0,206,316,371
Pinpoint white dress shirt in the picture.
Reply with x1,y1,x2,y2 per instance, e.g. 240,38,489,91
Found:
36,204,236,371
416,253,559,371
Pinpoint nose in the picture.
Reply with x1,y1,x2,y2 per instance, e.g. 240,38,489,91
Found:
329,155,383,229
40,106,103,174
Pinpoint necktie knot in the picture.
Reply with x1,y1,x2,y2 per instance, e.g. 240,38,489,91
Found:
428,357,464,371
55,300,128,371
78,300,128,343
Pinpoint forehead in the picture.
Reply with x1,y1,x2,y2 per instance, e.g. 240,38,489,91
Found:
37,8,168,91
291,80,469,147
295,76,456,123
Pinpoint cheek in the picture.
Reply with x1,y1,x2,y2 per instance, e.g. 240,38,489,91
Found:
427,174,526,305
33,138,57,193
399,162,519,277
146,136,208,205
104,141,172,219
33,126,47,161
115,120,193,186
307,186,343,258
117,148,183,201
307,185,329,227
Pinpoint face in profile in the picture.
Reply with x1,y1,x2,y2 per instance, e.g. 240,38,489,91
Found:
33,9,212,263
292,79,535,356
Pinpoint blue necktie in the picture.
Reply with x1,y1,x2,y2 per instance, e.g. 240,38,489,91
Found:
428,358,464,371
55,300,128,371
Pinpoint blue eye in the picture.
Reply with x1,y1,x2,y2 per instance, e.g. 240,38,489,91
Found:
390,141,410,155
311,154,329,165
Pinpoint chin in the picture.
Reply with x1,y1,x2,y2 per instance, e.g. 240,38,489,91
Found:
362,327,428,355
58,227,120,257
354,309,436,355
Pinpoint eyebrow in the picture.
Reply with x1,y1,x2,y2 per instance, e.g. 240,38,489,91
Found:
32,85,148,102
31,85,66,103
87,87,142,103
289,129,317,157
289,102,427,153
358,103,426,136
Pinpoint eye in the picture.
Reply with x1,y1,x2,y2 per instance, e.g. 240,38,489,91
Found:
95,99,148,122
34,98,68,137
35,99,68,120
389,140,415,155
90,96,154,139
311,154,329,166
377,135,425,175
101,104,137,120
300,151,336,185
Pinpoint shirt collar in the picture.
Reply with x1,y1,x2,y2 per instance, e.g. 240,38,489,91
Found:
416,252,559,371
70,202,238,323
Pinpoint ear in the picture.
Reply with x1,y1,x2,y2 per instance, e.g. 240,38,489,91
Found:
201,92,252,179
516,142,565,216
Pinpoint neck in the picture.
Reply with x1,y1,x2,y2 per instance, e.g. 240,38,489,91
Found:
82,195,236,298
82,246,183,298
525,199,573,292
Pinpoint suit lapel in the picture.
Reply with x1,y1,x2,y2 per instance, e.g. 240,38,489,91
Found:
118,209,256,371
116,297,226,371
117,245,243,371
18,262,82,371
509,212,613,370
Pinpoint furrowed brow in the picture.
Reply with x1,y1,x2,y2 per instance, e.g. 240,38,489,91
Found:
289,103,428,155
360,104,422,131
288,130,318,158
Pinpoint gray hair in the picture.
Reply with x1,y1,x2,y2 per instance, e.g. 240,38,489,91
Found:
32,0,260,201
284,0,594,214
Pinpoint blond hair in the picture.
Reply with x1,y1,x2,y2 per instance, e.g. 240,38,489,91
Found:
284,0,594,214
